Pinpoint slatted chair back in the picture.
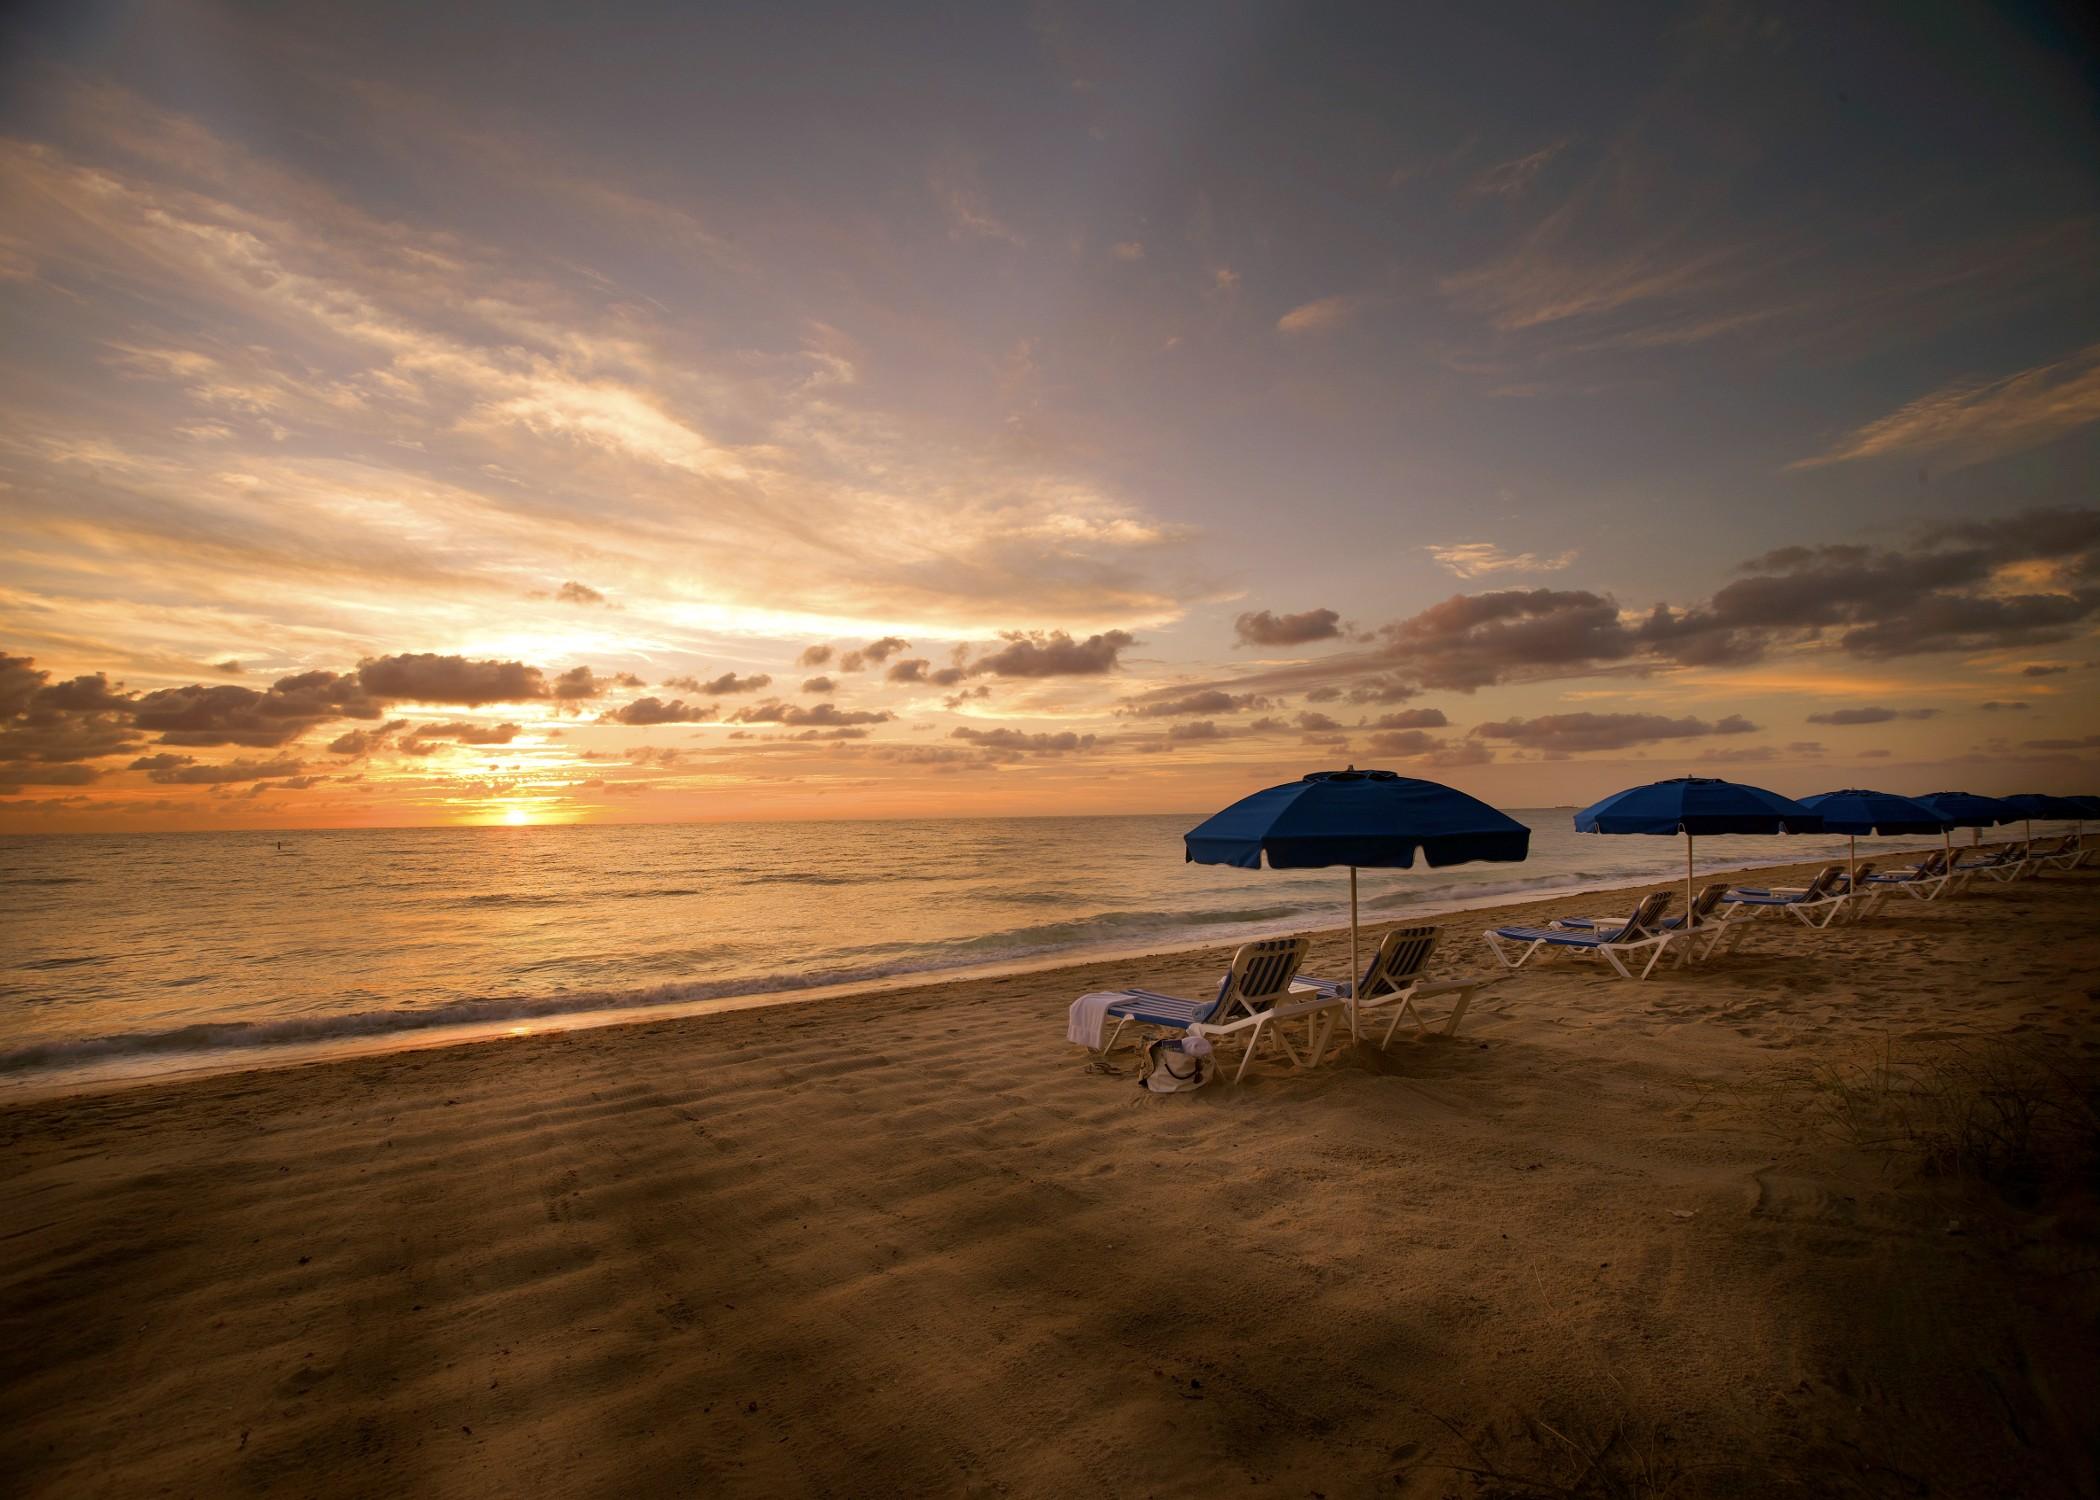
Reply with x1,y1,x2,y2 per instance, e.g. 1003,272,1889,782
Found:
1214,935,1310,1022
1363,926,1438,999
1803,865,1843,898
1686,882,1729,923
1617,890,1672,939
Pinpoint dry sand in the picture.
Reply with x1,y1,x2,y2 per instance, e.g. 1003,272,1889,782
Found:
4,860,2098,1498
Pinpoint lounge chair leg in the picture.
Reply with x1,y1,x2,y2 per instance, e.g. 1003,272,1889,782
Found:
1232,1021,1265,1084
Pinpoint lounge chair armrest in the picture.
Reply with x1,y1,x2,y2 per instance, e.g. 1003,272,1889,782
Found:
1189,994,1345,1039
1406,975,1505,1001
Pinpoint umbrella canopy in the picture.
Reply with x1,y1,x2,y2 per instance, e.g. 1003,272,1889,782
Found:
1798,788,1953,887
1575,776,1821,836
2071,795,2100,819
1797,789,1951,835
1575,777,1821,933
1914,791,2015,828
1185,768,1531,869
1185,769,1530,1040
1998,793,2089,822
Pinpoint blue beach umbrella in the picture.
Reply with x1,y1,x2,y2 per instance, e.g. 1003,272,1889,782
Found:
1185,768,1531,1039
1575,776,1823,931
1998,793,2091,850
1797,788,1954,889
1915,791,2015,850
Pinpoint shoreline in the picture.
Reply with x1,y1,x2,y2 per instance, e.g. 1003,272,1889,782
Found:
0,845,1954,1103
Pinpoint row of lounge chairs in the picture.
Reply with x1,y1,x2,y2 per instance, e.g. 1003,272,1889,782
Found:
1075,927,1499,1083
1074,831,2091,1084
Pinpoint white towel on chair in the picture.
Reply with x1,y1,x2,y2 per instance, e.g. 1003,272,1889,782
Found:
1067,991,1126,1050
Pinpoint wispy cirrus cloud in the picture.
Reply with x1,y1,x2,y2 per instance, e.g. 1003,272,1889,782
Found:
1465,140,1568,198
0,84,1191,653
1425,542,1578,579
1276,295,1360,335
1790,342,2100,471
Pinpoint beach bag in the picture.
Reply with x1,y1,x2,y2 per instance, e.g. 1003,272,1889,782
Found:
1139,1035,1211,1093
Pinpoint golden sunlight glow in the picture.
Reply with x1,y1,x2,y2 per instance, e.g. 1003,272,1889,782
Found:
502,806,533,825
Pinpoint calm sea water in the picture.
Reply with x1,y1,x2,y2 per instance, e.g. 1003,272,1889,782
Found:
0,811,1976,1087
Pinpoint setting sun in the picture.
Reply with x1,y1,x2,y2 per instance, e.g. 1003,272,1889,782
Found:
502,807,532,826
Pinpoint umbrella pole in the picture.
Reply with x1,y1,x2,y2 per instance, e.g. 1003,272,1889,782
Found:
1685,832,1694,930
1849,834,1856,894
1348,866,1360,1044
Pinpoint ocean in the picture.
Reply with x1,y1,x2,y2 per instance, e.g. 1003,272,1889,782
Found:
0,810,1977,1091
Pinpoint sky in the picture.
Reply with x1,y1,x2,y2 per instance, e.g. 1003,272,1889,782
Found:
2,0,2098,831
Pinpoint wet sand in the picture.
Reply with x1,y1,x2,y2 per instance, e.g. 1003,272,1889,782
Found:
4,859,2097,1497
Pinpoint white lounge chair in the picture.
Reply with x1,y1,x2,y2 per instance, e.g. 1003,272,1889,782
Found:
1289,925,1505,1047
1865,849,1957,901
1482,891,1682,981
1719,865,1850,929
2041,832,2095,872
1096,935,1342,1083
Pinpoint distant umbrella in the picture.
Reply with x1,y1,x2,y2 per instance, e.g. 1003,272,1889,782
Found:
1914,791,2015,849
1575,776,1822,932
1998,792,2091,852
1797,788,1953,889
1186,768,1531,1040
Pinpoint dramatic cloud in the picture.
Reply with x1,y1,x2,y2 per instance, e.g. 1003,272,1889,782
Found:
550,666,608,701
0,658,141,764
1804,707,1938,725
1793,342,2100,470
1346,676,1421,704
1471,712,1756,754
553,581,606,605
0,763,104,789
1125,690,1272,718
1367,729,1439,755
700,672,773,695
1367,708,1448,729
1636,507,2100,665
861,637,911,665
971,630,1136,677
886,659,964,686
797,646,834,669
730,701,893,727
1165,721,1224,743
1382,590,1631,690
950,727,1097,754
1233,608,1342,647
328,720,407,757
131,673,380,747
1979,700,2030,712
348,655,538,705
1425,542,1578,579
606,697,717,726
139,755,306,785
801,676,836,694
1295,711,1342,733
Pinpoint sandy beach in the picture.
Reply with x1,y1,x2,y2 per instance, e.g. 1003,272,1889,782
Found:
4,860,2097,1498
